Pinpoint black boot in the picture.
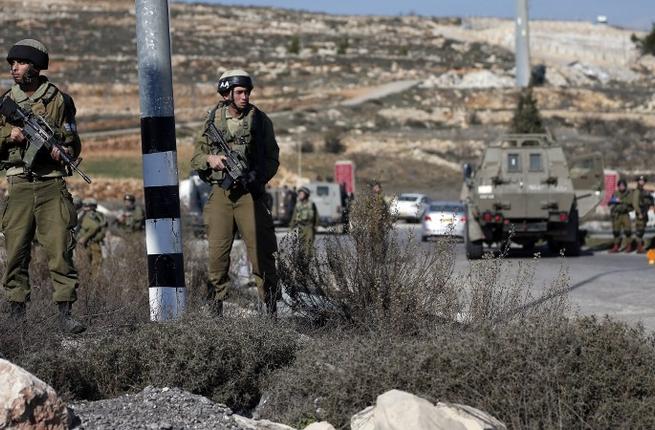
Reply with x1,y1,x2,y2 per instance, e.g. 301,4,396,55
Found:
211,300,224,317
57,302,86,334
9,301,26,321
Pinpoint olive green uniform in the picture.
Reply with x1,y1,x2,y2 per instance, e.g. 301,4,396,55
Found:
116,205,145,233
0,77,81,303
77,209,107,272
610,189,633,248
191,103,280,307
632,187,653,248
290,199,317,255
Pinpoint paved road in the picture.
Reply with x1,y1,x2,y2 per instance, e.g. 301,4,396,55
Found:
304,223,655,331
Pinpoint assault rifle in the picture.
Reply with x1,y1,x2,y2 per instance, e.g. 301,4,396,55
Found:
203,122,255,190
0,96,92,184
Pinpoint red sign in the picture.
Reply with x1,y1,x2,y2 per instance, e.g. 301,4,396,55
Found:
335,160,355,194
602,170,618,207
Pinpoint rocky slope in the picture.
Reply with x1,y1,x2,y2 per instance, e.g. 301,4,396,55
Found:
0,0,653,197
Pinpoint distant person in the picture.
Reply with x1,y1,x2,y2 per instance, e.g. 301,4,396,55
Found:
289,186,317,256
190,69,280,315
115,193,145,233
632,175,653,253
609,179,634,253
0,39,85,333
283,185,297,225
77,198,107,273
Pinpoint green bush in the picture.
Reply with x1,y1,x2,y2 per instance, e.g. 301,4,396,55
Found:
288,34,301,55
322,133,345,154
261,317,655,428
510,88,545,134
631,24,655,56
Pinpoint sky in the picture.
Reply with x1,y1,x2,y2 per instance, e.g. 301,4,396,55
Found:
177,0,654,30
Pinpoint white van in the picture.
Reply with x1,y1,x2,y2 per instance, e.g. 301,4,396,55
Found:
305,181,346,229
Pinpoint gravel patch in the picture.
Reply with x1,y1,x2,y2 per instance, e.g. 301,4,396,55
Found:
71,386,245,430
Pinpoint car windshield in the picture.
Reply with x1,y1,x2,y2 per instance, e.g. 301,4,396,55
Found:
316,186,330,197
429,204,464,213
398,195,420,202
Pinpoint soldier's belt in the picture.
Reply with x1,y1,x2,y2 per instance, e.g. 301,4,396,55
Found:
10,174,59,183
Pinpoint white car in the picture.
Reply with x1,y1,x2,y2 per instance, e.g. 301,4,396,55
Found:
390,193,429,223
421,201,466,241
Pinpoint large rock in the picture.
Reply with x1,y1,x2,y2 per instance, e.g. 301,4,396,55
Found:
351,389,506,430
303,423,336,430
0,359,70,430
233,414,297,430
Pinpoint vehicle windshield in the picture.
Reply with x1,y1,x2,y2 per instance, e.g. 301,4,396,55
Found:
316,186,330,197
429,204,464,213
398,195,420,202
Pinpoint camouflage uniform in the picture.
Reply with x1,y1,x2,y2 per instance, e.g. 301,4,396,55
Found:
609,187,633,252
116,200,145,234
77,199,107,272
191,70,280,312
0,68,81,304
290,190,317,256
632,181,653,253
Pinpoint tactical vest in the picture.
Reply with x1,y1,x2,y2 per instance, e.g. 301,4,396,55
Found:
636,188,653,209
612,190,633,214
204,104,264,185
1,81,76,173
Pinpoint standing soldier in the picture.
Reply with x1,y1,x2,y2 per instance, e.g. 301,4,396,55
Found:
191,70,280,315
0,39,85,333
632,175,653,254
609,179,634,253
115,193,145,234
289,186,317,256
77,198,107,273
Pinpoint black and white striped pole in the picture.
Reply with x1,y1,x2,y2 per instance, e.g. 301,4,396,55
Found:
135,0,186,320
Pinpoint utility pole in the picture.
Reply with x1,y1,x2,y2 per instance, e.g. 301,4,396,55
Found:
515,0,531,87
135,0,186,321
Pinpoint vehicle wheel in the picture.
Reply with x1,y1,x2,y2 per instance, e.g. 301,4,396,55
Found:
563,239,581,256
466,238,483,259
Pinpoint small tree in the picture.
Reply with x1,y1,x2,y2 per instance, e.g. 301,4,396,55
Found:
336,37,349,55
288,34,301,55
510,88,545,134
631,23,655,56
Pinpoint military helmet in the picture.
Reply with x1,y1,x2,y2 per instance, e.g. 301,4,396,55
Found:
124,193,136,202
82,198,97,207
298,186,311,196
7,39,49,70
617,179,627,188
217,69,253,95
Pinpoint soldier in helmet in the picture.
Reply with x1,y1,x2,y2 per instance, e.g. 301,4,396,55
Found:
609,179,634,253
632,175,653,253
289,186,318,256
191,69,280,315
115,193,145,234
0,39,85,333
77,198,107,273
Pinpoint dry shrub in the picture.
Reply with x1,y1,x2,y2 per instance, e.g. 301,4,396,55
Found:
17,313,299,413
261,317,655,429
279,188,460,333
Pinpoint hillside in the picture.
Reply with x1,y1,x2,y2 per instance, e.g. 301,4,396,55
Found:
0,0,654,198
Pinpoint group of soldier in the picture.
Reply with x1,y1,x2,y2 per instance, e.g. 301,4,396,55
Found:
609,175,654,254
74,193,145,271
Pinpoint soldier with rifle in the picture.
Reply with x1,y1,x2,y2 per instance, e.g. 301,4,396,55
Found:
191,70,280,315
0,39,86,333
632,175,653,254
609,179,634,253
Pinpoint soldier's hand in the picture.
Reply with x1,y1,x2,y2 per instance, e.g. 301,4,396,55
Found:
50,146,71,162
9,127,26,144
208,155,227,170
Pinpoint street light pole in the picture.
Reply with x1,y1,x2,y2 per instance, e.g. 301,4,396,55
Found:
515,0,531,87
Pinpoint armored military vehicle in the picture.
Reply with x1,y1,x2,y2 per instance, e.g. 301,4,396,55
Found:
461,133,604,259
